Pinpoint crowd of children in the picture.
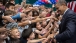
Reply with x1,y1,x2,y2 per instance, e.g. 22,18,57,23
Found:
0,0,62,43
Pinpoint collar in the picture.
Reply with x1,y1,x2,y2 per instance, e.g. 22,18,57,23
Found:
64,8,69,14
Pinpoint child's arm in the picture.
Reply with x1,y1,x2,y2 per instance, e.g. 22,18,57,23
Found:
38,24,53,39
45,20,52,30
18,16,52,26
11,13,26,20
27,38,46,43
2,16,15,22
35,30,41,34
38,28,52,39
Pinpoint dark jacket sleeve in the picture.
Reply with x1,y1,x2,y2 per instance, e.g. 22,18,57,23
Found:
55,14,76,42
0,15,2,20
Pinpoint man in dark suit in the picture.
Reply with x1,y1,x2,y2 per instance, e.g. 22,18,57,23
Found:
49,0,76,43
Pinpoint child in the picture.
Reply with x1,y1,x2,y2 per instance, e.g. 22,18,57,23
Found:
39,10,48,18
5,3,15,11
2,10,15,26
9,27,21,43
35,20,53,39
21,27,46,43
0,9,15,27
0,27,9,43
0,0,5,10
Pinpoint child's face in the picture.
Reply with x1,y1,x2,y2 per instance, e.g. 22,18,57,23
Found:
28,11,32,17
40,11,47,18
21,17,27,22
50,18,54,22
29,32,35,39
9,6,15,11
0,2,3,6
51,12,55,17
36,22,42,30
10,29,20,39
0,28,8,40
42,20,47,27
0,33,8,40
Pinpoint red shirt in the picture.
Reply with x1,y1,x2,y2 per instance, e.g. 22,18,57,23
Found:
46,13,51,17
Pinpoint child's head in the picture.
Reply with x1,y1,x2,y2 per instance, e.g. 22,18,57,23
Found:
5,3,15,11
39,5,45,10
26,10,32,17
3,10,15,24
32,10,39,17
0,27,8,40
8,0,15,4
51,11,56,17
15,4,20,13
21,17,27,22
41,20,47,28
21,1,26,7
39,11,47,18
36,22,42,30
0,0,3,7
22,28,35,40
4,10,15,16
9,28,20,39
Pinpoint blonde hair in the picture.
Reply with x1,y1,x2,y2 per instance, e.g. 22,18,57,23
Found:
10,27,18,31
9,27,18,36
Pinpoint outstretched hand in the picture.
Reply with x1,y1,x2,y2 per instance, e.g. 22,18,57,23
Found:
3,16,15,22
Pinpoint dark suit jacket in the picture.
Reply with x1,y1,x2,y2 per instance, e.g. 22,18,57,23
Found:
55,9,76,43
6,39,9,43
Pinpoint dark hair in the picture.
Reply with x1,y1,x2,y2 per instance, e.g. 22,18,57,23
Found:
17,18,22,22
0,8,4,15
57,0,67,6
4,10,14,16
9,37,21,43
25,10,32,15
8,0,14,3
22,27,32,40
32,10,39,17
5,3,15,8
0,0,3,4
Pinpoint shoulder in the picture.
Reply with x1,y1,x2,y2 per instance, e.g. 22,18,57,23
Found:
20,37,27,43
6,22,18,30
66,9,76,19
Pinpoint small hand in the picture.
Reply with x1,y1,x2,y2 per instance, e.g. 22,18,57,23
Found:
48,34,54,39
4,16,15,22
35,18,42,22
50,34,54,39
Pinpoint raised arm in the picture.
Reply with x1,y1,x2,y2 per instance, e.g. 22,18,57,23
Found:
45,19,52,30
27,38,46,43
18,16,52,26
38,24,53,39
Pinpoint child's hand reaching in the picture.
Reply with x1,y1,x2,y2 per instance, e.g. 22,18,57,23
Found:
49,23,53,30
